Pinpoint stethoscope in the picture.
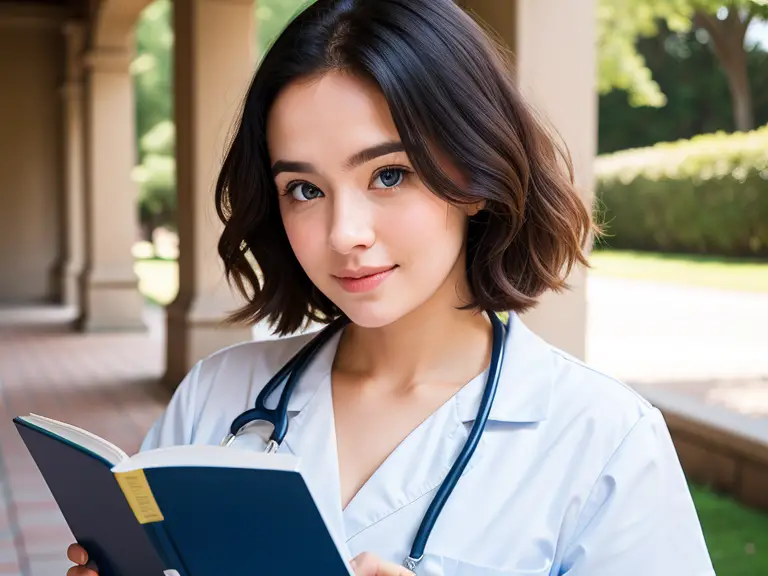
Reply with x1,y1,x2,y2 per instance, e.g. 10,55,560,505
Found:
221,312,508,572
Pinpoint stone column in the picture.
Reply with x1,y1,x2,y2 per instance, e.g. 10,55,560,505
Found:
59,21,86,310
463,0,597,359
80,44,145,331
165,0,255,388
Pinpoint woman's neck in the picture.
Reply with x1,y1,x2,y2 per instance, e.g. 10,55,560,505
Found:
333,273,493,393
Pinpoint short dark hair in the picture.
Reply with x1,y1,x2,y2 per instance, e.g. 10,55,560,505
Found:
216,0,597,335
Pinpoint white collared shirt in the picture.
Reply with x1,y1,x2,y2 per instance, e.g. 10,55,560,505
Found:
141,314,716,576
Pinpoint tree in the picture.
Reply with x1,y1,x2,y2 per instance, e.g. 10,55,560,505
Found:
689,1,768,131
599,0,768,131
133,0,173,159
255,0,313,55
598,21,768,152
598,0,696,107
130,0,311,234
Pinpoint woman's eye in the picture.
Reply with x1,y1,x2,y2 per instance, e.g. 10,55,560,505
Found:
289,183,323,202
373,167,405,189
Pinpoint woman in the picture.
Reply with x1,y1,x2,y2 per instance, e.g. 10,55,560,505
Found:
67,0,715,574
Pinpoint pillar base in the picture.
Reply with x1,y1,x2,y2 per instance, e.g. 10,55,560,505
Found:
79,275,146,332
60,261,83,308
163,297,253,391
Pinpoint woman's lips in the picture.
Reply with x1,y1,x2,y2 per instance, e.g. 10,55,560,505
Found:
333,266,397,293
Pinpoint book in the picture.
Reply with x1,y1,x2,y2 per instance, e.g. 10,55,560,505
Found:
13,414,354,576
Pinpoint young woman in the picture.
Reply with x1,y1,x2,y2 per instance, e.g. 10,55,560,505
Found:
67,0,715,574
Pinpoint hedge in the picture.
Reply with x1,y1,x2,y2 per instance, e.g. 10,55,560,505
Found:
594,124,768,258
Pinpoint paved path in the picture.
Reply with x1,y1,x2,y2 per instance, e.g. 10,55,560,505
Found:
0,276,765,574
586,277,768,420
0,309,169,576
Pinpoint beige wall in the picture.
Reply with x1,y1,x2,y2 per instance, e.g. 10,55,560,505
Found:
0,21,65,303
513,0,597,360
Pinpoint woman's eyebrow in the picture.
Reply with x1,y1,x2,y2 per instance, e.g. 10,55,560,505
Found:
271,140,405,177
343,141,405,170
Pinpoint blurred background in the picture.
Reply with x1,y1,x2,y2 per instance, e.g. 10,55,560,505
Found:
0,0,766,574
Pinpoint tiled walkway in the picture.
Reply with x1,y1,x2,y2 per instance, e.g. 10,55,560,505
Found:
0,308,170,576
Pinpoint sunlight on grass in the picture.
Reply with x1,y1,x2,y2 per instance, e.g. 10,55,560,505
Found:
589,250,768,293
134,259,178,305
133,250,768,306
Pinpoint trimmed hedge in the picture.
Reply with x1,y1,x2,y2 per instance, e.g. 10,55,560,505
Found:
594,125,768,257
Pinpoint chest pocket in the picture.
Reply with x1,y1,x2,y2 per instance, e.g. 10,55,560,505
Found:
418,554,552,576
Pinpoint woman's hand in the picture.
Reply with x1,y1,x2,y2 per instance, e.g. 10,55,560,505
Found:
351,552,415,576
67,543,409,576
66,543,97,576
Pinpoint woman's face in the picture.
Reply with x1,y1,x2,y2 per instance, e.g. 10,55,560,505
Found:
267,71,472,328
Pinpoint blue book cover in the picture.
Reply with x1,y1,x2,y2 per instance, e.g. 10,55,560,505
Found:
13,414,353,576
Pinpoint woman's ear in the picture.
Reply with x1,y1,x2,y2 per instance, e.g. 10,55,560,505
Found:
465,200,486,217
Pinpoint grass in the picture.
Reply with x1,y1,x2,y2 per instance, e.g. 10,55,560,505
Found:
589,249,768,293
135,250,768,306
134,258,178,306
691,485,768,575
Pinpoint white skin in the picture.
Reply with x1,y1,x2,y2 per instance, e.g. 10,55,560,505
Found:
67,70,492,576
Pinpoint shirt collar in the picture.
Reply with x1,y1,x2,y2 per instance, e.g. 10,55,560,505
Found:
454,313,555,424
274,312,555,424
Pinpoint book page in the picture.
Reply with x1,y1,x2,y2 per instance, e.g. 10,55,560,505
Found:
21,414,129,464
112,444,300,473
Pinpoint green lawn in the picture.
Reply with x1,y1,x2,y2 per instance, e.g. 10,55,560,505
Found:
691,485,768,574
136,250,768,307
135,258,179,306
589,249,768,293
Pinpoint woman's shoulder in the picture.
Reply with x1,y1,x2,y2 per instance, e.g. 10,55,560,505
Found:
506,316,669,471
140,331,319,450
531,336,686,494
194,330,317,382
542,339,664,460
549,344,653,424
503,314,655,436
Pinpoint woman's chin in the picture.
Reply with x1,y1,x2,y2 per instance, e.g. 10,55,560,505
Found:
336,301,408,329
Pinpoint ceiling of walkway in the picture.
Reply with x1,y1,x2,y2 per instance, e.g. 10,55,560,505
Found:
0,0,69,4
0,0,88,15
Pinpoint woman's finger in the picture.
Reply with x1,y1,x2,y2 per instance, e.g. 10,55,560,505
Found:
66,543,87,565
66,567,98,576
351,552,414,576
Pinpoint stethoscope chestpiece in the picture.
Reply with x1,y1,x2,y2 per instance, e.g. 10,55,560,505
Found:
220,429,280,454
220,433,236,447
403,555,422,572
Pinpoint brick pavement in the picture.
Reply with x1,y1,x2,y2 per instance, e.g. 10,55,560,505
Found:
0,307,170,576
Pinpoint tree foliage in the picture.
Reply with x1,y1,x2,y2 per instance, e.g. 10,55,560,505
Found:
598,0,694,107
131,0,310,232
133,0,173,161
130,0,768,230
599,0,768,111
599,21,768,152
255,0,314,55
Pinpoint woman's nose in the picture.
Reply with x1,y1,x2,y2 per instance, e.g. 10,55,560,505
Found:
328,192,375,254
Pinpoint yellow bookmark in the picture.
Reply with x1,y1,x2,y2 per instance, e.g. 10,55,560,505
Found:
114,470,165,524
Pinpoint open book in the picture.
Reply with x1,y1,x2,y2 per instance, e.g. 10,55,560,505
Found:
13,414,353,576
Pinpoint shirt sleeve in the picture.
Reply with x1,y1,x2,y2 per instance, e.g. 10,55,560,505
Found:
560,407,716,576
139,360,203,451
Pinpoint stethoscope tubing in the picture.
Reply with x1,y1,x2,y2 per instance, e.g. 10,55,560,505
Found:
222,311,508,572
404,312,506,568
223,317,349,447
